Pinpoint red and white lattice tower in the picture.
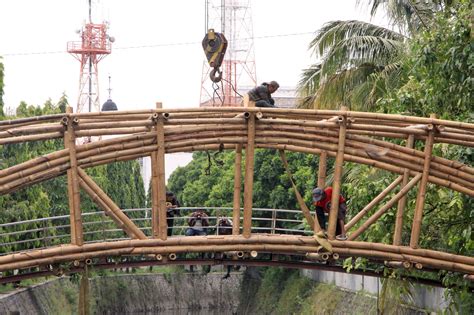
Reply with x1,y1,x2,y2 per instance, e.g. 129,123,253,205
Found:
200,0,257,107
67,19,112,114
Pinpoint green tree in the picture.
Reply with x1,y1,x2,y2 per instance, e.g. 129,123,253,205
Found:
297,0,453,110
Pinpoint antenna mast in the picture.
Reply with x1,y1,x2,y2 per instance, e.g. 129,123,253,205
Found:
200,0,257,107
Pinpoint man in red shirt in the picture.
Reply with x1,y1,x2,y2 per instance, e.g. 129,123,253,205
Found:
312,187,348,240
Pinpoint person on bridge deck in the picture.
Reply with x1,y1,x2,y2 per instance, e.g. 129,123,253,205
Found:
217,217,233,236
247,81,280,108
185,210,210,236
166,191,181,237
312,187,348,241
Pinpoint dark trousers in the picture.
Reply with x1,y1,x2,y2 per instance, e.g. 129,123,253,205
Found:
255,100,275,108
167,215,174,237
316,206,341,235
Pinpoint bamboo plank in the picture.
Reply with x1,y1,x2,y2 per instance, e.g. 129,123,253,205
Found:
243,113,256,238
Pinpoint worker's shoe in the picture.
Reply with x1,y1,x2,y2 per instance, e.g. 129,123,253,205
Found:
336,234,348,241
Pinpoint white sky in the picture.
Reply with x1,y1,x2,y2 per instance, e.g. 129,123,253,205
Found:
0,0,388,181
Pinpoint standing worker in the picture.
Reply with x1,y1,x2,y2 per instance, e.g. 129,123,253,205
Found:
247,81,280,108
166,191,180,237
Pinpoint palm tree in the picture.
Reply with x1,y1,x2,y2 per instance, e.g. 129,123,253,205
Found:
297,0,449,110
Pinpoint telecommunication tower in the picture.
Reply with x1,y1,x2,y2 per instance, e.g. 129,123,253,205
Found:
67,0,114,115
200,0,257,107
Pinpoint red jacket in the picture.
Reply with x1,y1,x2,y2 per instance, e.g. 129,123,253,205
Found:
316,187,346,213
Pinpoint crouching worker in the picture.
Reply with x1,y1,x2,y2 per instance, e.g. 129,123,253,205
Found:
247,81,279,108
185,210,209,236
312,187,348,240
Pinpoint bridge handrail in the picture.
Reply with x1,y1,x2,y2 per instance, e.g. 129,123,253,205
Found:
0,207,310,255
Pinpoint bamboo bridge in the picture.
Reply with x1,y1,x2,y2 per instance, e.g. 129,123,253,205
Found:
0,106,473,284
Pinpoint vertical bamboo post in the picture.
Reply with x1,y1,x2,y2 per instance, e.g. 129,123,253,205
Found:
317,151,327,188
78,265,90,315
151,102,167,240
393,135,415,245
233,144,242,235
315,150,328,235
410,114,436,248
64,106,83,245
243,113,256,238
327,108,347,240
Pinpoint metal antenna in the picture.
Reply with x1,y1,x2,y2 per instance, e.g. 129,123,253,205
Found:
107,75,112,99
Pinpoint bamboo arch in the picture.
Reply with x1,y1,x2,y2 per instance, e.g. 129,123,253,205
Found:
0,106,473,279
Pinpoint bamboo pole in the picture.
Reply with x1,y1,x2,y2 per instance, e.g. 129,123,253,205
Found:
348,173,422,240
64,107,83,246
317,151,328,188
150,150,159,238
154,103,167,240
393,135,415,245
243,113,256,238
78,266,90,315
77,168,146,239
0,132,64,145
1,241,473,274
233,144,242,235
327,111,347,240
279,150,317,230
410,115,436,249
0,124,64,138
345,176,403,231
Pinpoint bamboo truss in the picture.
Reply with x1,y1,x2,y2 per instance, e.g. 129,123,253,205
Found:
0,107,473,279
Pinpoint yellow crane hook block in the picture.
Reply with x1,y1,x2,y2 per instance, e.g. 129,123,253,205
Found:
202,29,228,82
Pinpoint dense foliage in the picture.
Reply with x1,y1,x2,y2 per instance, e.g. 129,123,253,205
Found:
0,90,146,252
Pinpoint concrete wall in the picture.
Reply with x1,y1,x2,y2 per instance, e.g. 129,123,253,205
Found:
302,269,449,312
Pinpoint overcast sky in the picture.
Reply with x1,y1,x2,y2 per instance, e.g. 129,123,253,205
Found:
0,0,388,180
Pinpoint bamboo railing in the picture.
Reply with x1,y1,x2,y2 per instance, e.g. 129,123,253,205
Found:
0,107,473,280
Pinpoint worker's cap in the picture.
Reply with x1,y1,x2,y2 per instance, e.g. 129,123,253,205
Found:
269,80,280,88
312,188,324,202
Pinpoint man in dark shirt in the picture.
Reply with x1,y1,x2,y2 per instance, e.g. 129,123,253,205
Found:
166,191,180,236
247,81,280,108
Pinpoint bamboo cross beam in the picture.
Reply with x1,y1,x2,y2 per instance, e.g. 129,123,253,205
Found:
77,168,147,240
348,173,422,241
410,115,437,249
243,113,256,238
233,144,242,235
78,178,137,238
345,176,404,230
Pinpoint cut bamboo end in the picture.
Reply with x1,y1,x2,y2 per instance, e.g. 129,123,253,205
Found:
332,253,340,260
255,112,263,120
155,254,163,261
85,258,93,265
463,274,474,282
250,250,258,258
73,260,81,267
236,251,245,258
414,262,423,270
168,253,177,261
